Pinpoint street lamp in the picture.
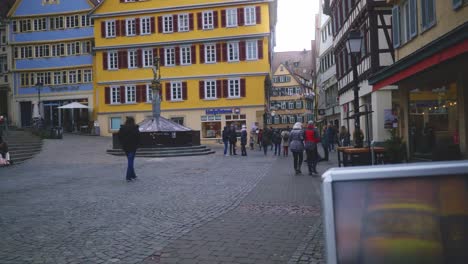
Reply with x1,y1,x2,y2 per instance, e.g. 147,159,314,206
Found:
346,30,363,148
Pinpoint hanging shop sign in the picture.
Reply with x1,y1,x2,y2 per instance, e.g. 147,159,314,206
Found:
206,108,235,115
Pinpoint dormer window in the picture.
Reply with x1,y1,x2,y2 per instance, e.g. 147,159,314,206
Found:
43,0,59,5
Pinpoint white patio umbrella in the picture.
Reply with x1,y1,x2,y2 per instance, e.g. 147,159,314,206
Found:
58,102,90,130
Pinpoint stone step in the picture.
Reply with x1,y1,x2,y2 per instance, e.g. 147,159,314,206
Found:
109,149,216,158
107,145,215,158
10,148,42,155
107,146,212,155
8,144,42,150
9,153,36,163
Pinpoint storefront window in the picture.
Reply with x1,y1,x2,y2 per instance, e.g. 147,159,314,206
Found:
408,82,458,159
201,115,221,138
110,117,122,131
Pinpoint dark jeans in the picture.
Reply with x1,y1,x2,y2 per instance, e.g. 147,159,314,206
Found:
292,151,303,172
306,148,318,173
230,142,237,155
283,146,289,156
274,143,281,155
241,144,247,156
223,140,228,155
322,143,329,161
262,143,269,155
126,151,136,180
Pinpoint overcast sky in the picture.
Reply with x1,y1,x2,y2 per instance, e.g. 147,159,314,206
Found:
274,0,319,52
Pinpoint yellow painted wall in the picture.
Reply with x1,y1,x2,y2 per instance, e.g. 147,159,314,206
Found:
396,2,468,59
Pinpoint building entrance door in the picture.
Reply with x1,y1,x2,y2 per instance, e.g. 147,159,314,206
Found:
20,101,32,127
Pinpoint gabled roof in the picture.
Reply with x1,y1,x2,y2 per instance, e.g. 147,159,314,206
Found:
272,49,315,81
8,0,97,17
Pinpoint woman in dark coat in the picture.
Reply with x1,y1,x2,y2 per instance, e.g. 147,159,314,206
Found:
118,117,140,182
222,126,230,156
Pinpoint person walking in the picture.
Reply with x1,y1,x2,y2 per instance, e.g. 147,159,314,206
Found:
272,129,282,156
229,125,237,155
249,134,255,150
281,126,290,157
304,121,320,175
118,117,140,182
289,122,305,175
257,129,263,151
327,122,337,152
240,125,248,156
321,126,329,161
0,136,11,166
261,127,272,156
222,126,230,156
270,127,274,151
339,126,351,146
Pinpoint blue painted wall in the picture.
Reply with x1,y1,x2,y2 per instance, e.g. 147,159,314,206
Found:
12,27,93,43
12,0,93,16
16,55,92,70
16,82,94,95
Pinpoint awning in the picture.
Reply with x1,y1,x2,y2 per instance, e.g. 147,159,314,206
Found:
369,22,468,91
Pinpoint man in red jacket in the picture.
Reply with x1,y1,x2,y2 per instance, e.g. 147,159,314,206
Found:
304,121,321,175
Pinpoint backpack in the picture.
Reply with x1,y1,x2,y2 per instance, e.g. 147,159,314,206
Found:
282,132,289,141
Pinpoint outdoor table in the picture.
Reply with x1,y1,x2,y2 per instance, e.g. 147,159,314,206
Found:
341,147,385,166
337,146,354,167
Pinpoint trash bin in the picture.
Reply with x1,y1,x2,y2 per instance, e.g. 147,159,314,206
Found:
50,126,63,139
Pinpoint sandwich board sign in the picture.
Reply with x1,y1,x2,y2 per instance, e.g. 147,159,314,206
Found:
322,161,468,264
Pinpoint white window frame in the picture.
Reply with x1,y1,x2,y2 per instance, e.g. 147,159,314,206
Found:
83,69,92,83
203,11,214,30
126,18,136,36
178,13,189,32
288,102,295,109
171,81,183,101
228,78,240,98
53,71,62,85
125,85,136,103
205,44,216,63
165,47,176,66
140,17,151,35
106,20,116,38
163,15,173,33
226,8,238,27
227,42,239,62
204,80,216,99
282,115,288,124
128,50,137,69
68,70,77,84
142,49,153,67
180,46,192,65
146,84,153,103
246,40,258,60
110,86,121,104
244,6,256,25
108,51,118,70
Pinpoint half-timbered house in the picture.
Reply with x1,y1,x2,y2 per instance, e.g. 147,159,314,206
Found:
324,0,394,143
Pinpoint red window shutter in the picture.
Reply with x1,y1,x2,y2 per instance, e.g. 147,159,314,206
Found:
119,86,125,103
240,78,246,97
116,20,121,36
153,48,158,58
191,45,196,64
141,85,147,102
120,0,125,2
173,15,178,32
221,10,226,27
238,8,244,26
216,80,221,98
223,80,228,98
189,13,194,31
101,21,106,38
199,45,205,64
256,6,261,24
135,18,140,35
258,40,264,59
182,82,188,100
213,11,219,28
136,49,142,68
239,41,246,61
197,12,202,30
165,83,171,101
199,80,204,99
103,52,108,70
175,46,180,65
222,43,228,62
121,20,126,36
105,87,110,104
216,43,221,62
136,85,143,103
119,51,128,69
152,17,157,33
159,48,165,66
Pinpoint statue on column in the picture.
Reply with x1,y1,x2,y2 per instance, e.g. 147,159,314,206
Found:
151,56,161,119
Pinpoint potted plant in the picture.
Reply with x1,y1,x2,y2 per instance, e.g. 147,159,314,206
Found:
383,129,407,163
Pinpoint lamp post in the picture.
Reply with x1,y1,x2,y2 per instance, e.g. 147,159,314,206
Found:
345,30,363,148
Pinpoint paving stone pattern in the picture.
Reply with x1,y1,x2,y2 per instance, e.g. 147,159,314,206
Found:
0,135,336,263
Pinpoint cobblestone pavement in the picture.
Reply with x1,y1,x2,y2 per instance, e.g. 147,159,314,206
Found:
0,134,337,264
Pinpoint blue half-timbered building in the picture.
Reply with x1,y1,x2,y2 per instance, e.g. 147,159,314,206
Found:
8,0,97,129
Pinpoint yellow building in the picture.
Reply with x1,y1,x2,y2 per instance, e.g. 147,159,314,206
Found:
90,0,277,143
268,51,315,130
369,1,468,160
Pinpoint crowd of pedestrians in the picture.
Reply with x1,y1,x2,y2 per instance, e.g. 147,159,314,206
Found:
222,121,352,176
